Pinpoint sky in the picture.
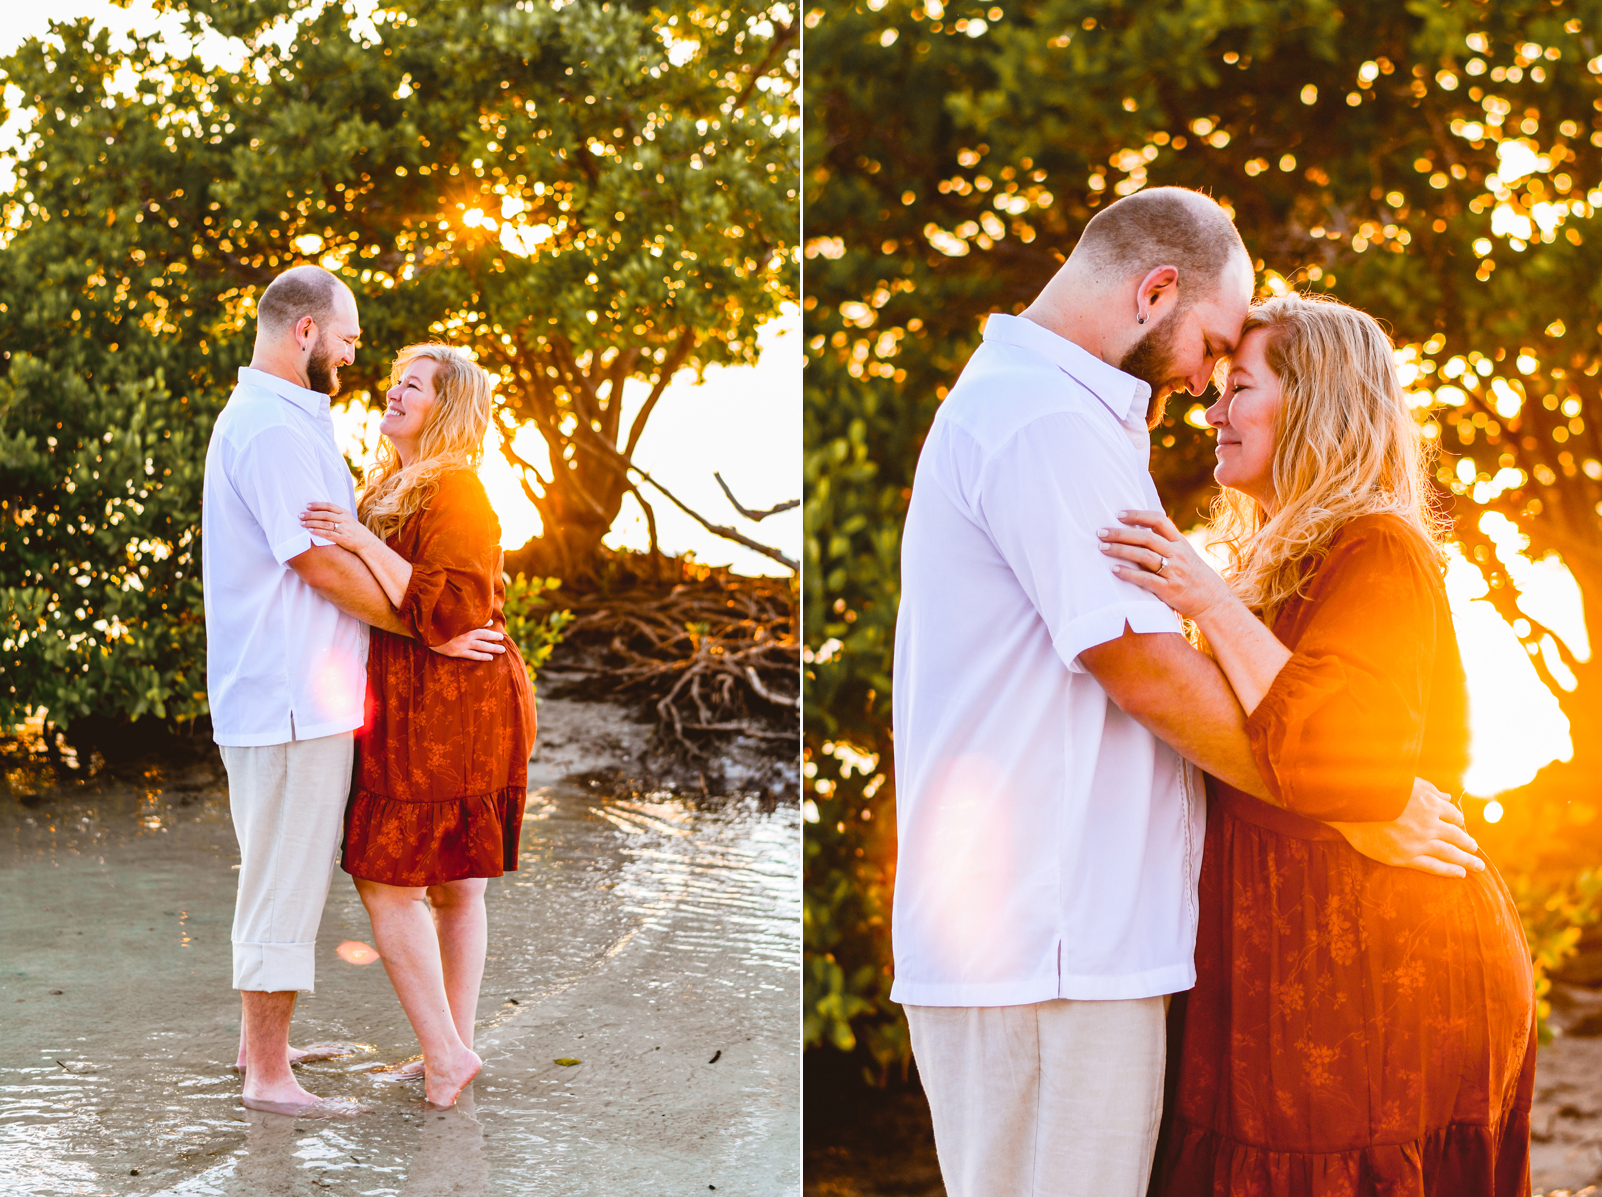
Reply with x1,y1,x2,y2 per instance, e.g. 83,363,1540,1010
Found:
2,0,1591,796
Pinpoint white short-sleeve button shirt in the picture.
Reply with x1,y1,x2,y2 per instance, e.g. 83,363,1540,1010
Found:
890,313,1205,1007
202,367,368,747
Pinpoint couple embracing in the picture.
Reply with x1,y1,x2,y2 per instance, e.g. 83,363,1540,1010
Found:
892,188,1535,1195
201,265,535,1115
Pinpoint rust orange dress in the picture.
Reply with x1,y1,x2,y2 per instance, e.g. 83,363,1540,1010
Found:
341,469,537,888
1158,514,1536,1196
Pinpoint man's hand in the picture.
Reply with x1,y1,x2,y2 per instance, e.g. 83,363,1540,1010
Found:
1326,779,1485,878
430,623,507,662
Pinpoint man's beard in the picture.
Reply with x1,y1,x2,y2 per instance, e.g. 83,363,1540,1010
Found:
1119,313,1186,430
305,335,342,397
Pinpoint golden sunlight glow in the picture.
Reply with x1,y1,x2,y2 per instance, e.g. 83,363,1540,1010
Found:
329,311,800,574
1191,523,1583,800
1445,544,1574,796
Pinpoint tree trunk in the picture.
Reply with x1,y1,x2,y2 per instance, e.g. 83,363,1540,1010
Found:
501,448,629,583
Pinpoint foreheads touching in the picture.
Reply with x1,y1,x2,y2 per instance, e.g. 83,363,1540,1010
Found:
1067,188,1253,412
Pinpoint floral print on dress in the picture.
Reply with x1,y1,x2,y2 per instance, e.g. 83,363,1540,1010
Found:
1158,516,1536,1197
341,470,537,888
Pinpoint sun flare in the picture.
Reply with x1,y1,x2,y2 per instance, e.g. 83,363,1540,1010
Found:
1188,525,1581,803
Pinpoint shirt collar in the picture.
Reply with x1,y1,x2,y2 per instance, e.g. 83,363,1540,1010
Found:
238,366,332,418
981,312,1152,426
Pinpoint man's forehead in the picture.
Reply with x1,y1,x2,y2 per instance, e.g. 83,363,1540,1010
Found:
1191,257,1252,351
1200,300,1249,355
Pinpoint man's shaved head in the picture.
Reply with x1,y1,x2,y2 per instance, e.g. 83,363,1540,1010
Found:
1072,186,1248,306
256,265,347,338
1022,186,1253,414
252,265,360,396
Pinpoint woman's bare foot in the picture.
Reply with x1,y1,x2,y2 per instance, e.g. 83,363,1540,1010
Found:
368,1056,426,1082
423,1048,481,1108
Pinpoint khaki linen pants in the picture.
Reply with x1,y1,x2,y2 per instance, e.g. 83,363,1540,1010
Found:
905,996,1168,1197
220,732,354,993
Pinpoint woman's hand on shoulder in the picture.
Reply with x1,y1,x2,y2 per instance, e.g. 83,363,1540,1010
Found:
300,502,380,554
1098,509,1236,621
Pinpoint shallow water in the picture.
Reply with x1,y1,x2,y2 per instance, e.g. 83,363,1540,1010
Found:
0,767,800,1195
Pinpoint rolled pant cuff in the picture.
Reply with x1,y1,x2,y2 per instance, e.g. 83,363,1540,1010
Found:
233,940,318,993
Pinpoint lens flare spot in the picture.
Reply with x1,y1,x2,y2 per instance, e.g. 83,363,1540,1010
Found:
337,940,381,965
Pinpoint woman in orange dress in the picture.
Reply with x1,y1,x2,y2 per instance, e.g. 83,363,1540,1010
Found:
1099,293,1534,1194
300,343,536,1109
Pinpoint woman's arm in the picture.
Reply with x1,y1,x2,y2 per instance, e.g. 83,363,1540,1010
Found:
1100,509,1481,876
369,472,500,646
1097,509,1289,712
1103,510,1427,819
300,501,413,607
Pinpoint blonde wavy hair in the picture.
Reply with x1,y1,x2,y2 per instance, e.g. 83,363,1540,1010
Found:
1208,292,1447,624
358,344,492,540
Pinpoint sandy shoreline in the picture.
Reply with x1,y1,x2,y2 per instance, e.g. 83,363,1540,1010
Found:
0,687,800,1196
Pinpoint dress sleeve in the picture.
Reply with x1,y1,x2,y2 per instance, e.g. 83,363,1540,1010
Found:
1245,520,1441,822
395,471,502,646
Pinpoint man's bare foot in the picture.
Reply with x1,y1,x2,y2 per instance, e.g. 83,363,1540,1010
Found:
241,1068,371,1117
241,1094,370,1118
234,1042,363,1074
424,1048,481,1109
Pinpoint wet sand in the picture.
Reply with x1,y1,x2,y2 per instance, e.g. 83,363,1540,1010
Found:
1531,985,1602,1195
0,695,799,1195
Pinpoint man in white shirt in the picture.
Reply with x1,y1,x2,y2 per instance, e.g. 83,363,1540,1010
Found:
892,188,1419,1193
202,265,500,1116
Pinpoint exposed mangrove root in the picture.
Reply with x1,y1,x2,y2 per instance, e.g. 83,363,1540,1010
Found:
550,566,798,758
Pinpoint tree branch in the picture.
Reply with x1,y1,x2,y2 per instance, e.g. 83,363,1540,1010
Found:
631,466,797,572
727,18,797,115
623,328,698,461
714,471,799,522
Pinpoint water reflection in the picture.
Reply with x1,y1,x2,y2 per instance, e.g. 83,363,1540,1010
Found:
400,1092,489,1197
225,1110,298,1197
218,1095,488,1197
0,774,798,1195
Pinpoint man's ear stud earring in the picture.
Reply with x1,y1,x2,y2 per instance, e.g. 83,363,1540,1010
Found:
1138,314,1147,324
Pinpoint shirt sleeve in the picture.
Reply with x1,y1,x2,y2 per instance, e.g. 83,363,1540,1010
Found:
969,411,1182,674
1245,521,1440,822
396,472,502,647
229,423,345,565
